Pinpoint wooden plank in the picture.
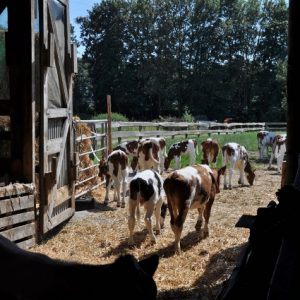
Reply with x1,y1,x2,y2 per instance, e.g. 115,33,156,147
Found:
0,195,34,214
47,108,69,118
48,3,68,107
0,222,36,242
0,211,35,229
17,236,36,249
46,138,63,154
70,43,78,73
0,183,35,198
45,207,74,231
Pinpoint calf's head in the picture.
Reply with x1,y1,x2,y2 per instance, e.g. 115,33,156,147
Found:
211,166,226,193
244,161,256,186
164,157,171,170
98,158,108,180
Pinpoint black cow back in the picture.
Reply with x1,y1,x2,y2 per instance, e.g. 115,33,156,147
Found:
0,235,158,300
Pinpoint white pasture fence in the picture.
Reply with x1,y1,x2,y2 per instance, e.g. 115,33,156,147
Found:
93,121,286,144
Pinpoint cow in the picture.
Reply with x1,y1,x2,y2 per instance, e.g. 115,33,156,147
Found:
0,235,159,300
201,138,219,166
99,150,128,208
140,137,167,174
134,140,160,172
257,130,276,160
128,170,166,245
268,134,287,171
222,142,256,190
113,140,140,171
164,139,198,171
163,165,226,254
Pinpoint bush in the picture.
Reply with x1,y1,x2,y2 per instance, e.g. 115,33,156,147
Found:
182,106,194,122
92,112,128,122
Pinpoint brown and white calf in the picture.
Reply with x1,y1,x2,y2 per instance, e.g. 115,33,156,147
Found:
268,134,286,171
134,140,160,172
99,150,128,208
113,140,140,171
141,137,166,174
222,142,256,189
201,138,219,166
164,139,198,171
128,170,166,244
163,165,226,254
257,130,276,160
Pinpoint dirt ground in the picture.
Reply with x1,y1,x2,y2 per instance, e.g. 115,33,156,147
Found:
32,162,282,300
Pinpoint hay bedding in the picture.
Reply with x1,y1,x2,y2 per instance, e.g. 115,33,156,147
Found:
31,165,281,299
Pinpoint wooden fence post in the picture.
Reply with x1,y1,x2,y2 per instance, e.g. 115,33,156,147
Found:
107,95,112,154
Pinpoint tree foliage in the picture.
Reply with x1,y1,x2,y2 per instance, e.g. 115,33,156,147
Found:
74,0,288,122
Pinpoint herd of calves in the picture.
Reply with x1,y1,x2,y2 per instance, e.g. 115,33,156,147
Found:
98,130,286,254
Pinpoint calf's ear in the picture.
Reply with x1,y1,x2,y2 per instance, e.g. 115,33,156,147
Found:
138,255,159,277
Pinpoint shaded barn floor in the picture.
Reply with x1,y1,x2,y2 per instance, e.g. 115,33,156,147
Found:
31,165,281,299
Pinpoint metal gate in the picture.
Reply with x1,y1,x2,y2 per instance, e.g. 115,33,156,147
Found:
39,0,77,234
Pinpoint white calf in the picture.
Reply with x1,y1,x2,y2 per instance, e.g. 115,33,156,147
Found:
141,137,166,174
99,150,128,208
128,170,165,244
274,136,287,173
222,142,256,189
257,131,276,159
268,134,286,169
164,139,198,170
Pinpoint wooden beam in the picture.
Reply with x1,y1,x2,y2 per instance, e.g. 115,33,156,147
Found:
47,108,69,118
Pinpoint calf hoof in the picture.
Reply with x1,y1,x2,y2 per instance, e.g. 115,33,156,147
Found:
228,185,232,190
116,202,121,208
200,230,209,239
154,229,161,235
104,199,109,205
150,237,157,244
128,238,134,247
121,202,125,208
175,247,182,255
223,185,228,190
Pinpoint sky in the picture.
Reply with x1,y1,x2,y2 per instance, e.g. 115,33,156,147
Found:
69,0,100,56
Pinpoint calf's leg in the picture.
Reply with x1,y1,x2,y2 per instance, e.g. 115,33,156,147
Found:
128,200,137,244
154,199,163,234
144,202,156,243
104,177,112,204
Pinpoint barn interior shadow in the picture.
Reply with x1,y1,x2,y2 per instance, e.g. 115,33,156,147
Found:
157,243,247,300
101,229,149,257
138,231,205,260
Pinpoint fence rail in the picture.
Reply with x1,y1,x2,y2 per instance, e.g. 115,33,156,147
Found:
95,121,285,144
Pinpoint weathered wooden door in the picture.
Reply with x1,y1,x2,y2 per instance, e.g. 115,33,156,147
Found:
39,0,77,234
